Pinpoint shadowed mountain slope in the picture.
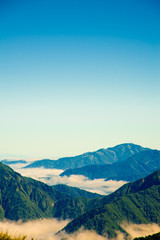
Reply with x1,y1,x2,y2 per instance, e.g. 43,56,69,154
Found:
53,184,102,199
61,150,160,181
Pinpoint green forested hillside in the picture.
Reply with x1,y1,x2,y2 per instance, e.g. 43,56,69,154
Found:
63,170,160,238
95,169,160,207
53,184,102,198
0,162,98,221
0,162,69,221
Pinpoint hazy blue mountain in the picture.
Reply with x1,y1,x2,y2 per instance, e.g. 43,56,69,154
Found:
1,159,28,165
62,170,160,238
24,159,56,168
53,184,102,199
0,162,100,221
24,143,147,170
61,150,160,181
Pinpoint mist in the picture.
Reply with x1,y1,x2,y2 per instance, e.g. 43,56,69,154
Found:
121,222,160,239
0,219,160,240
13,166,126,195
0,219,68,240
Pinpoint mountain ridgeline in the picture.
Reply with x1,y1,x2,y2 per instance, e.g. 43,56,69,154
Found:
0,155,160,239
1,143,160,239
61,149,160,181
53,184,102,199
24,143,146,170
62,170,160,238
0,162,102,221
1,160,27,165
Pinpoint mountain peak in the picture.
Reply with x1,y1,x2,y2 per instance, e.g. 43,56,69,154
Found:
24,143,147,170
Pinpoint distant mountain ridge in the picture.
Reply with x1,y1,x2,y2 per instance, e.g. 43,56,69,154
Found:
61,149,160,181
62,169,160,238
1,159,27,165
24,143,147,170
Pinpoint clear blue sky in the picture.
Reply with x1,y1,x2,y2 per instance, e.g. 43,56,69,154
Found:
0,0,160,159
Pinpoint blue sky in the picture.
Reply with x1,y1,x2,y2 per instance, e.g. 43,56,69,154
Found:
0,0,160,158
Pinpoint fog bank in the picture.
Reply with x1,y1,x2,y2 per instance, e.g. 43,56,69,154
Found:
0,219,160,240
14,167,126,195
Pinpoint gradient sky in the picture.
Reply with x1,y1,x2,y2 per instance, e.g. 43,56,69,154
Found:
0,0,160,159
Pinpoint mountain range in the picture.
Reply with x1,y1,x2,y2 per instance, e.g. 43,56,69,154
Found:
0,159,159,238
1,143,160,239
24,143,146,170
23,143,160,183
61,149,160,181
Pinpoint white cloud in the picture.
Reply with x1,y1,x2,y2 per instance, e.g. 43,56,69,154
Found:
0,219,68,240
121,222,160,239
0,220,160,240
46,174,126,195
12,166,126,195
15,167,64,182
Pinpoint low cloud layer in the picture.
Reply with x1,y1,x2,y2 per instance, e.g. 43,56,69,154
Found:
13,166,126,195
0,220,160,240
16,167,64,180
121,222,160,239
46,174,126,195
0,219,68,240
66,223,160,240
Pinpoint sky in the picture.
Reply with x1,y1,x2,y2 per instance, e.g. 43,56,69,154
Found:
0,0,160,159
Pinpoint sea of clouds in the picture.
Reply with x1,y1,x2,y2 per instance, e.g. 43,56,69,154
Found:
11,164,126,195
0,219,160,240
